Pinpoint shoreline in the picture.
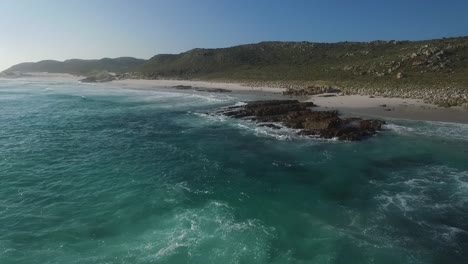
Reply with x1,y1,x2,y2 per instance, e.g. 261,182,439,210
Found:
110,79,286,94
109,79,468,124
2,73,467,124
305,94,468,124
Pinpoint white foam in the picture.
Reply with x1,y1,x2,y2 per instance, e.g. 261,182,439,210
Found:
187,93,233,103
373,165,468,216
439,225,468,243
376,193,428,212
154,241,185,258
230,120,343,142
192,109,303,141
141,200,275,262
233,101,247,107
385,121,468,141
384,124,415,134
252,126,293,141
192,112,227,122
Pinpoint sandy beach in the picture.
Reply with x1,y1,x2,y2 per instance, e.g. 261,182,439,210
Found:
111,79,285,94
109,79,468,124
305,94,468,124
2,74,467,124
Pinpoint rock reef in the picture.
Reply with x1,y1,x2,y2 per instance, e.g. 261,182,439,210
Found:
218,100,385,141
172,85,231,93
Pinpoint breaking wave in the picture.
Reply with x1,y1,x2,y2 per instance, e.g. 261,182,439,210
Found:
385,121,468,141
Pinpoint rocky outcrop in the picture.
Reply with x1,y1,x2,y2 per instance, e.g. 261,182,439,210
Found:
173,85,193,90
396,72,406,79
340,86,468,107
218,100,385,141
401,44,452,72
80,72,116,83
195,87,231,93
172,85,231,93
282,85,341,96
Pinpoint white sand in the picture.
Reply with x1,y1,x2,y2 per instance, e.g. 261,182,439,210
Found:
305,94,468,123
113,79,468,123
111,79,285,94
306,94,428,108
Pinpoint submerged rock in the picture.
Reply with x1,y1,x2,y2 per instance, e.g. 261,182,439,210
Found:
218,100,385,141
172,85,231,93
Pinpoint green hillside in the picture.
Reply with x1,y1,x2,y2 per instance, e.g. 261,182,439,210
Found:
140,37,468,88
4,57,145,76
138,37,468,106
3,36,468,106
5,37,468,87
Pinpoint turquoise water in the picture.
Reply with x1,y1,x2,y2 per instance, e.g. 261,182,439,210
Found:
1,79,468,264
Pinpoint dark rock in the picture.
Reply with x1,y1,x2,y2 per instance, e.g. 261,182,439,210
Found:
219,100,385,141
172,85,231,93
80,72,116,83
194,87,231,93
396,72,406,79
259,123,282,129
282,85,342,96
173,85,193,90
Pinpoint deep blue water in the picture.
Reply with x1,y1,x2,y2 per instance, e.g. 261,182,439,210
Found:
1,79,468,264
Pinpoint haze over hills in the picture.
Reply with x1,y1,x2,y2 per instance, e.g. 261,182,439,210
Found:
3,57,146,76
3,36,468,106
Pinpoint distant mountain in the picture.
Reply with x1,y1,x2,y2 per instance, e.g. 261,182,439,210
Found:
4,57,146,76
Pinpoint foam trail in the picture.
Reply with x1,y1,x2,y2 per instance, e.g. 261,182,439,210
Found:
385,121,468,141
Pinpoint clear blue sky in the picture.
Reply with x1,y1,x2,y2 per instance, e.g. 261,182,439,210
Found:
1,0,468,71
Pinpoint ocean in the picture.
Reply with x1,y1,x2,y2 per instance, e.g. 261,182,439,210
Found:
1,79,467,264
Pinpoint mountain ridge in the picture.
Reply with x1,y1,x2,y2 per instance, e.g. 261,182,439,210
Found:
3,37,468,106
3,57,146,76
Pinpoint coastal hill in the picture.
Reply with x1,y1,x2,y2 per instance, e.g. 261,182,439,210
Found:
142,38,468,85
3,36,468,106
3,57,146,76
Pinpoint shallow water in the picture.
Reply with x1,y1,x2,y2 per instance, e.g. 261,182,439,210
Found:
1,79,467,264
